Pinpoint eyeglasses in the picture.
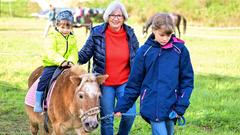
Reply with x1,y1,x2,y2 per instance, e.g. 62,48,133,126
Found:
109,14,124,19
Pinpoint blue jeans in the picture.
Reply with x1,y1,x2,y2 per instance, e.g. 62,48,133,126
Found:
100,83,136,135
150,120,175,135
37,66,57,92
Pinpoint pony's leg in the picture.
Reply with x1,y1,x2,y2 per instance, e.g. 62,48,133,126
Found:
75,128,88,135
52,123,65,135
29,122,39,135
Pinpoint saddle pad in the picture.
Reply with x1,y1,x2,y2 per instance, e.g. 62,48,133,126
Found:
25,77,56,108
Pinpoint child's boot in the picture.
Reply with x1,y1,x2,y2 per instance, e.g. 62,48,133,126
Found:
34,91,43,112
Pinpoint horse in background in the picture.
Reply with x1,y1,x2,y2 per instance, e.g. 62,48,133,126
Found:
142,13,187,38
73,15,93,35
25,65,108,135
73,7,104,34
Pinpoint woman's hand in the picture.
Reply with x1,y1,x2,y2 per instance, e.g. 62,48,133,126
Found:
175,113,180,118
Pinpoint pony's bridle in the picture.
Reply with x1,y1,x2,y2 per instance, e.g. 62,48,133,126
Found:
79,107,100,122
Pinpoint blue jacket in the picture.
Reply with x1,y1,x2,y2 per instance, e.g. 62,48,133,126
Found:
115,34,194,122
78,23,139,74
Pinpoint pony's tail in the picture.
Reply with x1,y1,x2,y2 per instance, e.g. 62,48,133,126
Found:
44,112,49,133
182,16,187,34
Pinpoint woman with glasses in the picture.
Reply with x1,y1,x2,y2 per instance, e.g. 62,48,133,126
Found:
78,1,139,135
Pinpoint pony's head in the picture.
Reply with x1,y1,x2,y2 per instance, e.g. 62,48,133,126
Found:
68,66,108,132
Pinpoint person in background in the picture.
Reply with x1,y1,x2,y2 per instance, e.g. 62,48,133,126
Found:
34,10,78,112
74,6,84,24
43,4,56,38
78,1,139,135
115,13,194,135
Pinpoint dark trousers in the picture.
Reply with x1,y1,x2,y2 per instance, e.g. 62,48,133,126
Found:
36,66,57,92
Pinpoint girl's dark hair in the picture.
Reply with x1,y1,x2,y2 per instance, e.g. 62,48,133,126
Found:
152,13,174,35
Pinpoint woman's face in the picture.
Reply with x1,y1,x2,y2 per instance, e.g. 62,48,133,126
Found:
108,8,124,31
153,29,172,46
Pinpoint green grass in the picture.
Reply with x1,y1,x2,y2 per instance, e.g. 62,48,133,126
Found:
87,0,240,26
0,0,29,17
0,17,240,135
1,0,240,26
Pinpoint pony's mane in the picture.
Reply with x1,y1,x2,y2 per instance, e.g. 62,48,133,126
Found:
70,65,98,83
69,65,87,76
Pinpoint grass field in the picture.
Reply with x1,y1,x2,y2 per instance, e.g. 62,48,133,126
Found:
0,17,240,135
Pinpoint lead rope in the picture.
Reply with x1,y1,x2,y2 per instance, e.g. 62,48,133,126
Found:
99,112,186,126
87,24,92,73
99,112,141,121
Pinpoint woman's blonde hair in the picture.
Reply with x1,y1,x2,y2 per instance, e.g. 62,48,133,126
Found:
152,13,174,35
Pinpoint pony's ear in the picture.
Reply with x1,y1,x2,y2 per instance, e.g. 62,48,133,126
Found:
70,76,81,85
97,74,109,84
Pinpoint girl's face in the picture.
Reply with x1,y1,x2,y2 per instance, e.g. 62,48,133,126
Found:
108,8,124,31
57,20,72,36
153,29,173,46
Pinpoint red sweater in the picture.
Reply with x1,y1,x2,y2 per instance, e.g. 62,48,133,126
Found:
104,26,130,86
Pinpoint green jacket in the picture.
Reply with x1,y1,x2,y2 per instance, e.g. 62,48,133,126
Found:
42,30,78,67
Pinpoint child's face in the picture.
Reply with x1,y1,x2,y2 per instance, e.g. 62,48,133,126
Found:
153,29,172,46
56,20,72,36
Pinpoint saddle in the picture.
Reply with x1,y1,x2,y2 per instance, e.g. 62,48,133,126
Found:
25,67,66,109
42,67,64,111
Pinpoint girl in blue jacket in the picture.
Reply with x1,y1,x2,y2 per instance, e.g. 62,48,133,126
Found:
115,13,194,135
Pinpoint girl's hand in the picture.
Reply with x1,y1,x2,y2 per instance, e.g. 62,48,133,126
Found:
60,61,74,68
67,61,74,67
114,112,122,117
169,110,181,119
60,61,68,67
176,113,180,118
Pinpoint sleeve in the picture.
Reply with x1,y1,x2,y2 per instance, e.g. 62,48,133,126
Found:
67,37,78,64
42,35,66,66
115,48,146,113
78,30,95,64
175,46,194,115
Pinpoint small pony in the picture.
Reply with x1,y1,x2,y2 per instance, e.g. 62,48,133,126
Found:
143,13,187,38
25,65,108,135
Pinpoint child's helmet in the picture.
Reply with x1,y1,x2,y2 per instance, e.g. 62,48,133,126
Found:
56,10,74,24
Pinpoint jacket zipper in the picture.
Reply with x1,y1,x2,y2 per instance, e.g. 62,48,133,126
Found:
156,90,159,121
155,48,162,121
159,47,162,56
103,36,106,74
127,34,132,68
63,35,69,57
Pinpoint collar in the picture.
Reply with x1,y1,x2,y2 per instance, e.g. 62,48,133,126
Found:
93,23,133,37
162,35,184,49
147,34,185,49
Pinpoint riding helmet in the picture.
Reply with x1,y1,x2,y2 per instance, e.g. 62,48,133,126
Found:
56,10,74,23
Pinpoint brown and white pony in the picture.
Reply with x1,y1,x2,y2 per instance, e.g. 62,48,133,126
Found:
25,65,108,135
142,13,187,38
